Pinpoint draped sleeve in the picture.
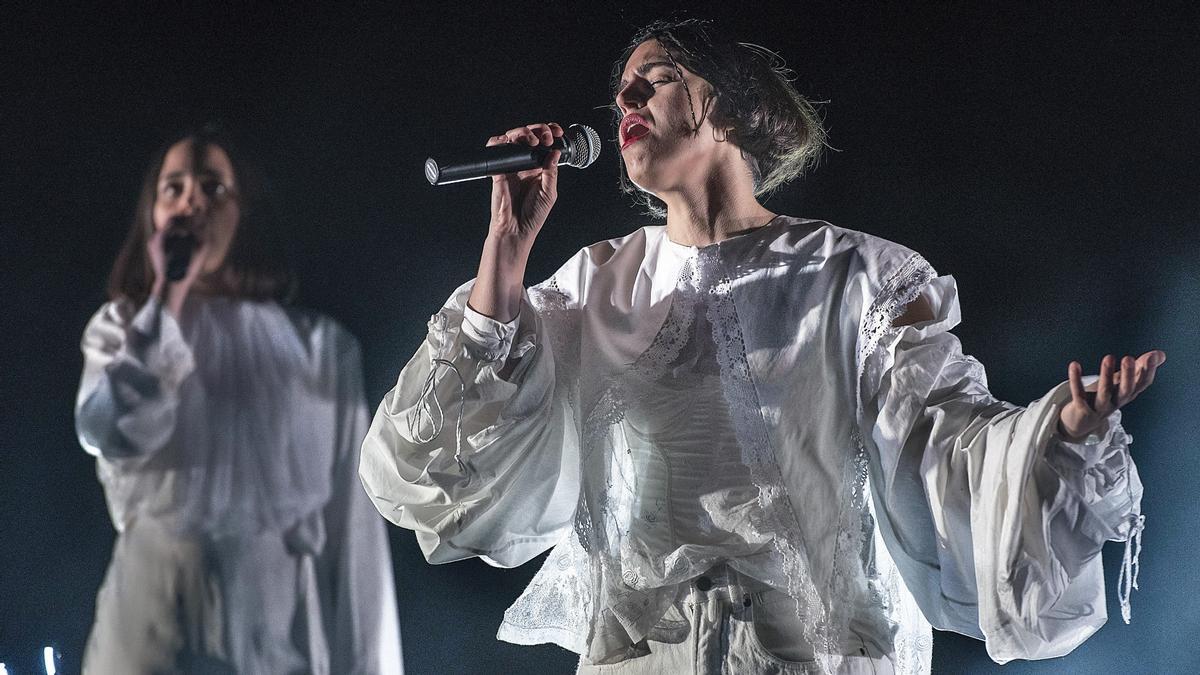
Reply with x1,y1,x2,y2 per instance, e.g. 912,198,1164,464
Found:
854,243,1144,664
76,298,196,467
318,329,404,674
359,275,581,569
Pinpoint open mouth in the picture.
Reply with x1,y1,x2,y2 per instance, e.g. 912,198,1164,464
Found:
620,114,651,149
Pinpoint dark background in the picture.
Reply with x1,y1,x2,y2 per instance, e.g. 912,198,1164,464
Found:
2,2,1198,673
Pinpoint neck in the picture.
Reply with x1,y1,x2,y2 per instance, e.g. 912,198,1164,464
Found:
659,159,775,247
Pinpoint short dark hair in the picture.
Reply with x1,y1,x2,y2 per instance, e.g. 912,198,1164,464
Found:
612,19,827,217
107,123,295,306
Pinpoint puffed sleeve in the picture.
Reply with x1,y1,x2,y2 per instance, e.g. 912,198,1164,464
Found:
856,251,1144,664
76,298,195,465
359,278,580,569
317,331,404,674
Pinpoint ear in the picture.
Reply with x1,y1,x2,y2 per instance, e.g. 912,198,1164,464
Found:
704,91,735,142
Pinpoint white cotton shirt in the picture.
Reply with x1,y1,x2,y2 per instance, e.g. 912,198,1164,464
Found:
361,218,1143,673
77,295,403,674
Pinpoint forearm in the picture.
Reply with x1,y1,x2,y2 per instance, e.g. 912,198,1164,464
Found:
76,299,195,461
468,233,531,323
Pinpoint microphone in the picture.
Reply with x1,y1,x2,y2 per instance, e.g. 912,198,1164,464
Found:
163,228,197,282
425,123,601,186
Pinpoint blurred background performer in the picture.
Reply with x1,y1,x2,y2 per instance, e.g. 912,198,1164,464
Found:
360,19,1163,675
76,125,403,674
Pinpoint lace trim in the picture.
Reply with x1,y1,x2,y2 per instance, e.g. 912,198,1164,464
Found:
868,494,934,675
504,248,942,669
497,278,591,649
850,252,938,674
697,248,844,671
529,278,581,408
577,259,702,634
855,253,937,418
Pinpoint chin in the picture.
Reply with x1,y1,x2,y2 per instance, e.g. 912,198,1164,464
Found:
622,156,658,193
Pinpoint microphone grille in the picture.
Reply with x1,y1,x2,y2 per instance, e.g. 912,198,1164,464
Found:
563,124,601,169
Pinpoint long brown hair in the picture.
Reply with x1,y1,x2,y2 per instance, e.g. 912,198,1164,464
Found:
107,124,295,306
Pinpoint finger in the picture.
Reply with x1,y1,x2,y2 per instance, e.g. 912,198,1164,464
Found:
524,123,556,146
506,127,540,146
1095,354,1115,412
548,122,564,138
1067,360,1086,403
1118,355,1136,405
540,150,561,191
486,133,510,148
490,171,513,213
1136,350,1163,394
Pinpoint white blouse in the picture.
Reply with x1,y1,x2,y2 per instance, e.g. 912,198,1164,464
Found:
77,295,402,674
360,218,1143,673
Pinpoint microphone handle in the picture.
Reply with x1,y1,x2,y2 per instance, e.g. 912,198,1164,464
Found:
165,249,193,282
164,232,196,282
426,138,565,185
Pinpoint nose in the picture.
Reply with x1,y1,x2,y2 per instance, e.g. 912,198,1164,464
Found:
178,178,206,216
616,79,649,116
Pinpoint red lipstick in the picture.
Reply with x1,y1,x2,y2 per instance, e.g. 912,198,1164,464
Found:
620,113,651,150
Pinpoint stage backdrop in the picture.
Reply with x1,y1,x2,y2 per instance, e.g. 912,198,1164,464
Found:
2,3,1197,673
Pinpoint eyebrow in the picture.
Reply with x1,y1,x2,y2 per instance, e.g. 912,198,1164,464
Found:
616,60,679,95
159,169,224,182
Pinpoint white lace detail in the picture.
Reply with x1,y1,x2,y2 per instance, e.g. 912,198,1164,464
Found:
503,243,941,670
868,493,934,675
855,253,937,417
529,278,582,407
852,252,939,674
498,278,590,648
695,248,844,671
497,530,592,653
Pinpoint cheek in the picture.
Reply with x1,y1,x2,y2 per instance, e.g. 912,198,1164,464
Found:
151,202,171,231
213,205,241,243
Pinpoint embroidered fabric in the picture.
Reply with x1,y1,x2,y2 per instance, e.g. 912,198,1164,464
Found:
851,252,939,673
855,252,938,421
367,221,1145,673
697,248,840,669
507,247,861,671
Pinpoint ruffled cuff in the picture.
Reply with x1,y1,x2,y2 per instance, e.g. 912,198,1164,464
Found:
1044,386,1141,541
1043,381,1145,623
461,304,519,363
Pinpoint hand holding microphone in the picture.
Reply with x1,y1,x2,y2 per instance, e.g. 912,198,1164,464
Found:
484,122,568,246
463,121,598,323
149,217,209,316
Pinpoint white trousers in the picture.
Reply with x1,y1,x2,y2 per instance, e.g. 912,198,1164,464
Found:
83,519,327,674
576,566,896,675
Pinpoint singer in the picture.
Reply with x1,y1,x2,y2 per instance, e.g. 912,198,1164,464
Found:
361,19,1164,674
75,125,403,673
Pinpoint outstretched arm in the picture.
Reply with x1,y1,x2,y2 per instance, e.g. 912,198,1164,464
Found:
895,295,1168,443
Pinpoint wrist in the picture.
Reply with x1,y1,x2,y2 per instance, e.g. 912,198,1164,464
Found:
484,230,534,259
1056,418,1091,443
